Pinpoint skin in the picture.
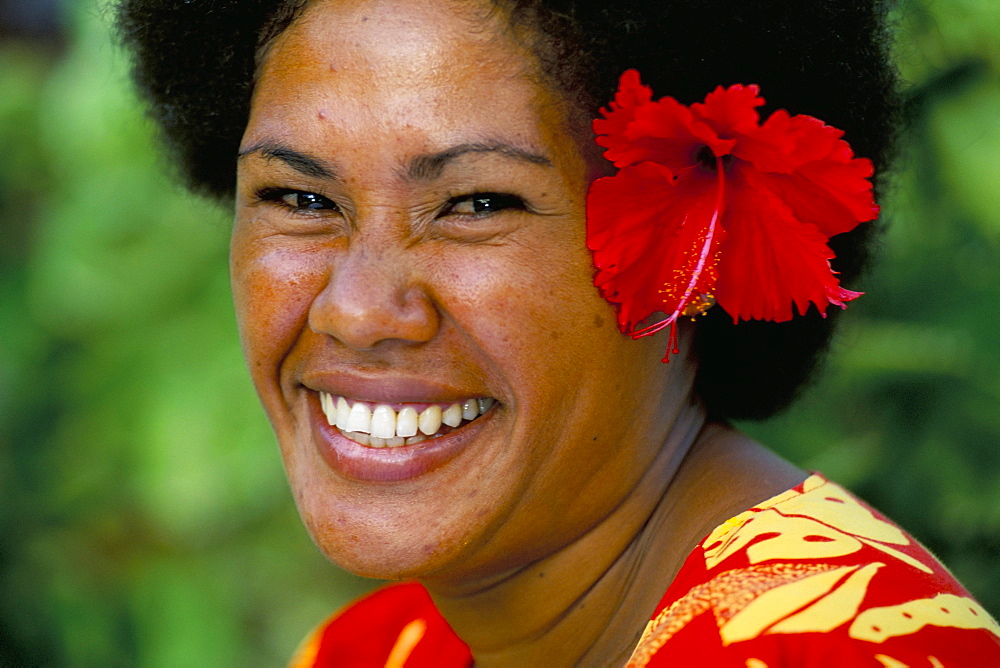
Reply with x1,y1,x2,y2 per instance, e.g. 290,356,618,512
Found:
231,0,806,662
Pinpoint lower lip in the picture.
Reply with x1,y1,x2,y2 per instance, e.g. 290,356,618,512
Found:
308,393,492,483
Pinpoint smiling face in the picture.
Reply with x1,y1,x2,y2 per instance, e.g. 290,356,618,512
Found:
232,0,693,583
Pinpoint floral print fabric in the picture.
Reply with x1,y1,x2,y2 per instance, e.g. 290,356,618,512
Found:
293,475,1000,667
626,475,1000,667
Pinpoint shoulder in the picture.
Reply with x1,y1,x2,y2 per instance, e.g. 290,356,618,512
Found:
628,475,1000,667
290,582,471,668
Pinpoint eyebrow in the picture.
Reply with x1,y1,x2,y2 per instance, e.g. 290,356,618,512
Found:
407,143,553,181
238,139,553,182
238,140,337,180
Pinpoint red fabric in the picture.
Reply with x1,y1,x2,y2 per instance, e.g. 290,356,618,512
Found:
294,476,1000,666
627,475,1000,667
295,582,471,667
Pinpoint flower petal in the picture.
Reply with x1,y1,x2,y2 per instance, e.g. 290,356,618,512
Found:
715,165,862,322
732,110,878,236
691,84,765,138
593,70,655,168
628,98,734,171
587,161,725,334
733,111,842,173
594,70,730,170
762,160,879,238
586,74,879,357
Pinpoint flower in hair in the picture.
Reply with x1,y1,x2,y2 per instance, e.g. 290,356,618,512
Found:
587,70,879,360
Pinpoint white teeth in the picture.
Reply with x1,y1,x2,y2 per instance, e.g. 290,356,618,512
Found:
336,397,351,430
347,402,372,434
341,432,422,448
397,407,418,438
442,403,463,428
320,392,329,415
319,392,494,446
418,405,442,435
371,405,397,439
321,393,334,424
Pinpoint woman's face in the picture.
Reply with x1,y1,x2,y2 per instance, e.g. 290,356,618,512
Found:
232,0,687,582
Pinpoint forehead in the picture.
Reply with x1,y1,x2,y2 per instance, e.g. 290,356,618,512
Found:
247,0,555,149
270,0,508,74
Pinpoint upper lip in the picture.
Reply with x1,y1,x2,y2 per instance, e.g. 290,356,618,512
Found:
300,370,492,405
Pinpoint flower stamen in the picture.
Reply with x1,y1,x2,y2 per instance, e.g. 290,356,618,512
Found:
632,156,726,361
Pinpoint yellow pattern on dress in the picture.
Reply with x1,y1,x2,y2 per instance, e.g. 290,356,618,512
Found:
765,563,882,636
850,593,1000,643
703,477,930,574
385,618,427,668
723,563,883,644
625,562,834,667
625,476,996,668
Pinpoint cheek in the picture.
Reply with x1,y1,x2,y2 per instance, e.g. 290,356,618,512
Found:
230,234,329,384
432,228,614,384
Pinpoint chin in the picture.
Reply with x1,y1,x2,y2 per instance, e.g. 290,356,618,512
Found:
296,497,477,581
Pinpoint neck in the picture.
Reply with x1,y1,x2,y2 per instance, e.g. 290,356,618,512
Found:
421,415,807,665
424,403,710,665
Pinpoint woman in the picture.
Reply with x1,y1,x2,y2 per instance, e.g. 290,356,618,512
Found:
116,0,1000,664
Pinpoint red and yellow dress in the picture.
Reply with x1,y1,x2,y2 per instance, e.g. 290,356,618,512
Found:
291,475,1000,667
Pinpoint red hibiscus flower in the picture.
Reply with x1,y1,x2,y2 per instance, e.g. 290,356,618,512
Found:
587,70,879,360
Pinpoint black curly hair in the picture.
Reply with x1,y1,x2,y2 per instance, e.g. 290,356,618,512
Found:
115,0,898,421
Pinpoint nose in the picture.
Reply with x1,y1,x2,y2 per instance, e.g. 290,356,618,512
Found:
308,242,440,351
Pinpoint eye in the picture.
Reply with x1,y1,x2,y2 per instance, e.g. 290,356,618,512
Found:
445,192,525,216
257,187,339,213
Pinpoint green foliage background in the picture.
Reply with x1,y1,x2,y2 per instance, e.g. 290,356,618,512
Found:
1,1,997,664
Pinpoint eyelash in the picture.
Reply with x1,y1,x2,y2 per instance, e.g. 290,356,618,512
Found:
256,187,338,213
255,188,526,218
444,192,526,217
